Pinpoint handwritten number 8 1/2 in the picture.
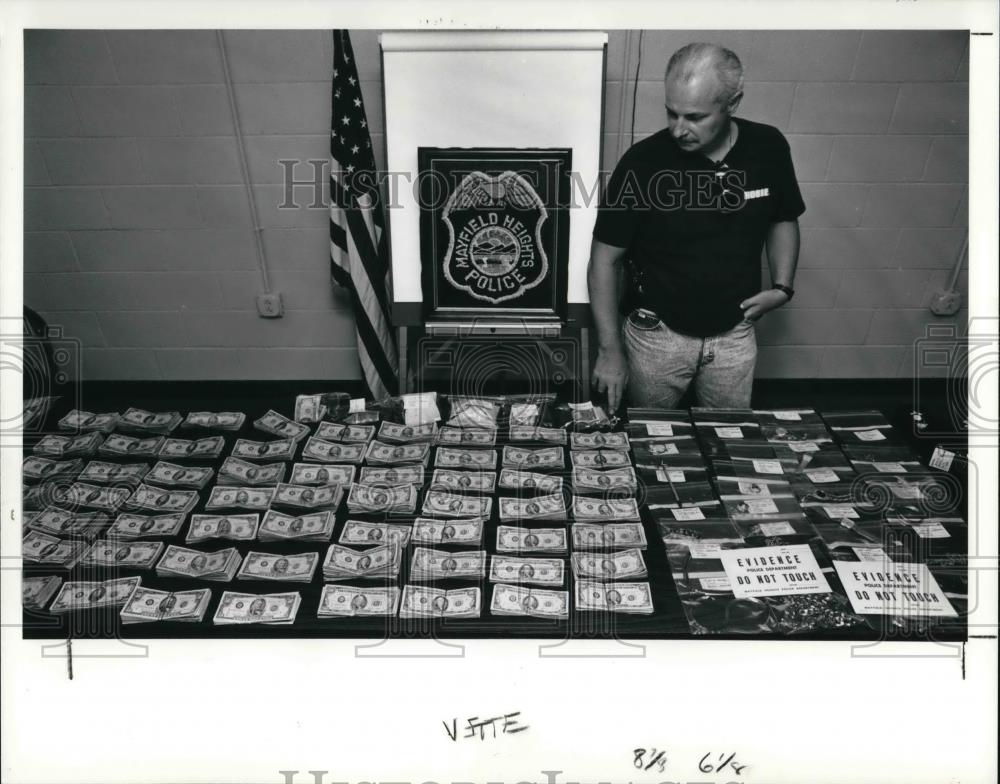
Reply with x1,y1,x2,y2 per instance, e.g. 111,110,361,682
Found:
633,748,667,773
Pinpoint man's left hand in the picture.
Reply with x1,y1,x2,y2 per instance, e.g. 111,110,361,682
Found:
739,289,791,321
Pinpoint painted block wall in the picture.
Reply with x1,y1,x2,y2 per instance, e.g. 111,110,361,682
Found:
23,29,968,380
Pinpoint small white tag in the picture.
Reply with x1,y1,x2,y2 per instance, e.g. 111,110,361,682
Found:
889,483,922,499
646,422,674,436
647,442,679,455
806,469,839,483
349,398,366,414
911,522,950,539
773,411,802,421
824,505,859,519
699,576,732,591
853,547,889,562
751,459,784,475
929,446,956,472
688,543,722,558
715,426,743,439
672,507,705,521
741,499,779,514
855,429,886,442
737,480,771,496
873,462,906,473
787,442,820,452
656,468,686,483
758,522,796,536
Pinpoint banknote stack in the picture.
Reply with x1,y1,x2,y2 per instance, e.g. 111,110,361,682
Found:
98,433,164,458
59,482,131,512
28,507,110,540
145,461,214,489
254,409,310,442
431,468,497,494
81,539,165,570
23,456,84,482
316,421,376,444
346,482,416,514
570,466,637,495
435,446,497,470
570,548,648,581
490,584,569,620
569,449,631,469
574,580,654,614
495,525,567,554
186,514,260,543
294,393,330,423
422,489,492,519
340,519,413,547
270,481,346,512
218,457,287,486
22,531,87,568
571,496,642,522
303,437,367,464
290,462,356,486
410,547,487,580
58,409,119,434
213,591,301,625
156,544,241,581
127,484,199,514
259,510,336,542
399,584,481,618
498,468,563,494
205,485,274,511
159,436,226,460
569,431,630,451
489,555,564,587
48,576,142,614
502,445,563,470
120,587,211,624
118,408,182,435
572,522,648,550
436,426,497,447
77,460,149,486
108,512,186,538
509,425,567,445
411,516,483,546
322,542,402,581
318,585,402,617
183,411,246,431
22,575,63,611
236,551,318,583
364,440,430,467
379,420,438,443
34,432,103,458
232,438,298,462
567,401,610,427
498,494,566,522
357,465,421,486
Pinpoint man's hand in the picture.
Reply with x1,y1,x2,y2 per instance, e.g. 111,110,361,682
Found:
592,347,629,412
739,288,790,321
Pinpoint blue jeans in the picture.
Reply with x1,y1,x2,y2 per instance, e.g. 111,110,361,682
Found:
622,308,757,408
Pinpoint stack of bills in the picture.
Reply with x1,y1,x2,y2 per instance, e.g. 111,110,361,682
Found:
22,531,86,568
259,510,336,542
126,484,199,514
316,422,376,444
186,514,260,544
213,591,301,625
489,555,565,586
302,437,366,464
108,512,186,538
120,587,211,624
399,585,480,618
572,522,648,550
357,465,422,486
434,447,497,470
436,427,497,447
49,577,142,613
364,440,430,466
158,436,226,460
570,431,630,450
218,457,287,486
290,463,355,486
98,433,163,458
58,410,119,434
205,486,275,511
379,421,438,444
571,466,638,494
501,446,563,469
81,539,165,570
498,469,563,494
236,551,318,583
490,584,568,620
145,461,213,489
571,496,641,522
232,438,298,461
569,449,631,469
411,516,483,546
318,585,401,617
76,461,149,486
272,483,344,511
27,507,109,540
498,494,567,522
508,426,567,445
410,548,487,580
156,545,241,581
254,409,310,442
22,456,84,482
322,542,402,581
430,468,496,494
22,575,64,611
35,432,104,458
339,519,413,547
346,483,417,514
574,581,654,614
422,490,492,519
495,525,567,554
570,549,648,581
119,408,182,434
182,411,245,431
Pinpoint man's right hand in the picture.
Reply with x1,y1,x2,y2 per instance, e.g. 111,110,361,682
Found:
592,347,629,413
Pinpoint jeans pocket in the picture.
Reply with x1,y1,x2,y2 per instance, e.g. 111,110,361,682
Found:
626,308,662,332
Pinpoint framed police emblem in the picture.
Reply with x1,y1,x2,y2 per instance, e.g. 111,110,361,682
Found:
418,148,571,323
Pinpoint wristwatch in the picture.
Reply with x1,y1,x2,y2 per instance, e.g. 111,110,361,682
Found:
772,284,795,301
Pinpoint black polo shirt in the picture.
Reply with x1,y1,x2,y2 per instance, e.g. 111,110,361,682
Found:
593,117,806,337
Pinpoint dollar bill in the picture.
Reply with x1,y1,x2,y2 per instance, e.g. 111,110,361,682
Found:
120,587,211,624
364,440,430,465
81,539,165,569
259,510,335,542
236,551,319,583
315,422,376,443
399,585,481,618
490,584,568,619
98,433,164,457
182,411,246,431
49,577,142,613
378,421,438,443
158,436,225,459
213,591,301,625
569,431,630,450
346,483,417,514
498,469,563,494
126,483,199,513
508,425,568,445
434,447,498,469
568,401,609,425
411,516,484,546
318,585,401,617
290,462,355,486
28,507,110,539
574,580,653,614
156,545,241,581
60,482,132,512
145,461,214,489
571,496,641,521
321,542,402,580
294,394,327,423
22,482,65,511
232,438,298,461
421,490,492,519
571,522,648,550
569,449,631,468
410,548,487,580
340,519,413,547
22,456,83,482
430,468,496,494
34,432,103,458
22,531,87,568
272,482,344,511
495,525,567,554
218,457,287,486
502,446,564,469
205,486,275,511
498,494,567,521
108,512,186,538
58,409,119,433
254,409,311,442
76,460,149,486
436,427,497,447
357,465,422,486
301,437,366,464
571,466,638,492
120,407,182,433
570,548,647,581
186,514,260,543
489,555,565,586
22,575,64,611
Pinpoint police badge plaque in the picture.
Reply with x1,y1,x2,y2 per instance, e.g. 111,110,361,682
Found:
418,148,571,324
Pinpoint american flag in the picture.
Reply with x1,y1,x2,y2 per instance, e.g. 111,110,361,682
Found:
329,30,398,400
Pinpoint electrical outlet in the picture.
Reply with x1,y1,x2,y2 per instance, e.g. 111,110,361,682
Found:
929,290,962,316
256,292,284,318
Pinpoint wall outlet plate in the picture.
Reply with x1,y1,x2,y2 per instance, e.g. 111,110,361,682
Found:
929,290,962,316
256,292,284,318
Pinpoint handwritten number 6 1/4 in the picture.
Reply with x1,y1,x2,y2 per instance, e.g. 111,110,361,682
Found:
633,747,667,773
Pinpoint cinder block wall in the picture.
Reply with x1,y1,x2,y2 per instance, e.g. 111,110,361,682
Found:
24,29,968,381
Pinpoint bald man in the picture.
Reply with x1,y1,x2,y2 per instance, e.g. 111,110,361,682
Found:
589,43,805,411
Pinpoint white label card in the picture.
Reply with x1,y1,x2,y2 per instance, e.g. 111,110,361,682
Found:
715,427,743,439
773,411,803,421
855,429,887,442
671,507,705,521
873,462,906,473
758,522,796,536
806,469,840,483
929,446,956,472
656,468,685,483
688,543,722,559
698,576,732,591
787,442,820,452
646,423,674,436
911,522,950,539
349,398,366,414
721,544,831,598
751,459,784,475
739,499,780,515
853,547,889,562
824,505,859,519
833,561,957,617
737,480,771,496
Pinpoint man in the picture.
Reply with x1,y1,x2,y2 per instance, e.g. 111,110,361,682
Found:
590,43,804,411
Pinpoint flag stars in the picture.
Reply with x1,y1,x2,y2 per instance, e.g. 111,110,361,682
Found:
341,116,351,125
353,98,362,107
360,120,367,129
346,164,355,173
348,76,357,86
351,144,360,154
